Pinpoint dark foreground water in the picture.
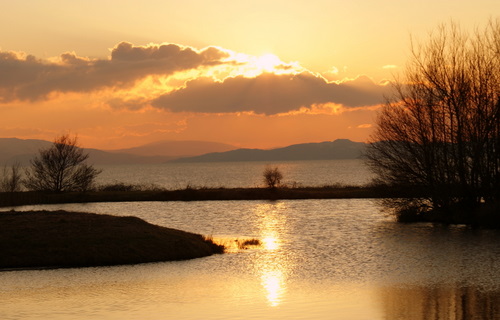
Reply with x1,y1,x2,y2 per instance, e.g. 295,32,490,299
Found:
2,199,500,319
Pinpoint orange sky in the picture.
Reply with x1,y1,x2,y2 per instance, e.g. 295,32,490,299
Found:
0,1,498,149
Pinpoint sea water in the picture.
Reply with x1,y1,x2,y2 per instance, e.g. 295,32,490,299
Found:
94,159,374,189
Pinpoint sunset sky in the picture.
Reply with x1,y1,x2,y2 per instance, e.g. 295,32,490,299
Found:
0,1,498,150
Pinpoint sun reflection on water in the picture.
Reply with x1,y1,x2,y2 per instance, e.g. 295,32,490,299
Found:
262,236,279,251
252,201,291,307
261,269,286,307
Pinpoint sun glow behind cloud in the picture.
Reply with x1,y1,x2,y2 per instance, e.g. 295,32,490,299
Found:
222,51,304,78
255,54,282,72
101,47,309,111
246,53,303,76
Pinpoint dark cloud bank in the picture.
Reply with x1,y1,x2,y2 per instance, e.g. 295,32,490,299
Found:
0,42,229,102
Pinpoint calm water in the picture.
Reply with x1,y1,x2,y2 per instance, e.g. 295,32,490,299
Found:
2,199,500,319
95,159,373,188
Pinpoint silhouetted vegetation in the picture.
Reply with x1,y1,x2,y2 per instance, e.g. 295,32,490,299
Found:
97,182,165,192
236,238,261,249
0,184,417,207
367,20,500,225
0,163,22,193
24,134,101,192
263,166,283,188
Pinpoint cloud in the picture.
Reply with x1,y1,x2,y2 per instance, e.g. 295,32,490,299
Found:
152,72,390,115
106,97,150,111
0,42,392,116
0,42,230,102
0,126,52,137
357,124,372,128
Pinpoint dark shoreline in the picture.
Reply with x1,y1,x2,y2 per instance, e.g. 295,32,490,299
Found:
0,210,224,271
0,185,418,208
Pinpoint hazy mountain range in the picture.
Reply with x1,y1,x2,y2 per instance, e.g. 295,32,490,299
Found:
171,139,367,162
0,138,237,165
107,140,236,158
0,138,367,165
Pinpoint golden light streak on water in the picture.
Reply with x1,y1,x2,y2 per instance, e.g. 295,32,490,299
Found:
260,269,285,307
262,236,279,250
252,201,290,307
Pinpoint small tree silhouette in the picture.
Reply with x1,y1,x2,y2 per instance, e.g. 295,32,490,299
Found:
1,162,22,192
263,166,283,189
24,134,101,192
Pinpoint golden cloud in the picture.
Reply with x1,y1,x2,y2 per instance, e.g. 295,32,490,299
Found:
152,73,391,115
357,124,372,128
0,42,231,102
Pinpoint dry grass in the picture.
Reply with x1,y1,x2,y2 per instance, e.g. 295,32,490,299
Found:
236,238,262,250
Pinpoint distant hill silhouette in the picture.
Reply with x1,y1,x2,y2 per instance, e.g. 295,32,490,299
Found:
0,138,366,165
107,140,237,158
0,138,53,165
0,138,236,165
171,139,367,162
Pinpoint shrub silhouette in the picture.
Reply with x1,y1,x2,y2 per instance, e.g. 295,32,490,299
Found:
263,166,283,188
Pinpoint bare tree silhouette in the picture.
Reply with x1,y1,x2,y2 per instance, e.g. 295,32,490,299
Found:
24,134,101,192
1,162,22,192
366,20,500,221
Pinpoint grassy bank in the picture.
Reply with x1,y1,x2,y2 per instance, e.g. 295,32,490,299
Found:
0,210,224,270
0,185,421,207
